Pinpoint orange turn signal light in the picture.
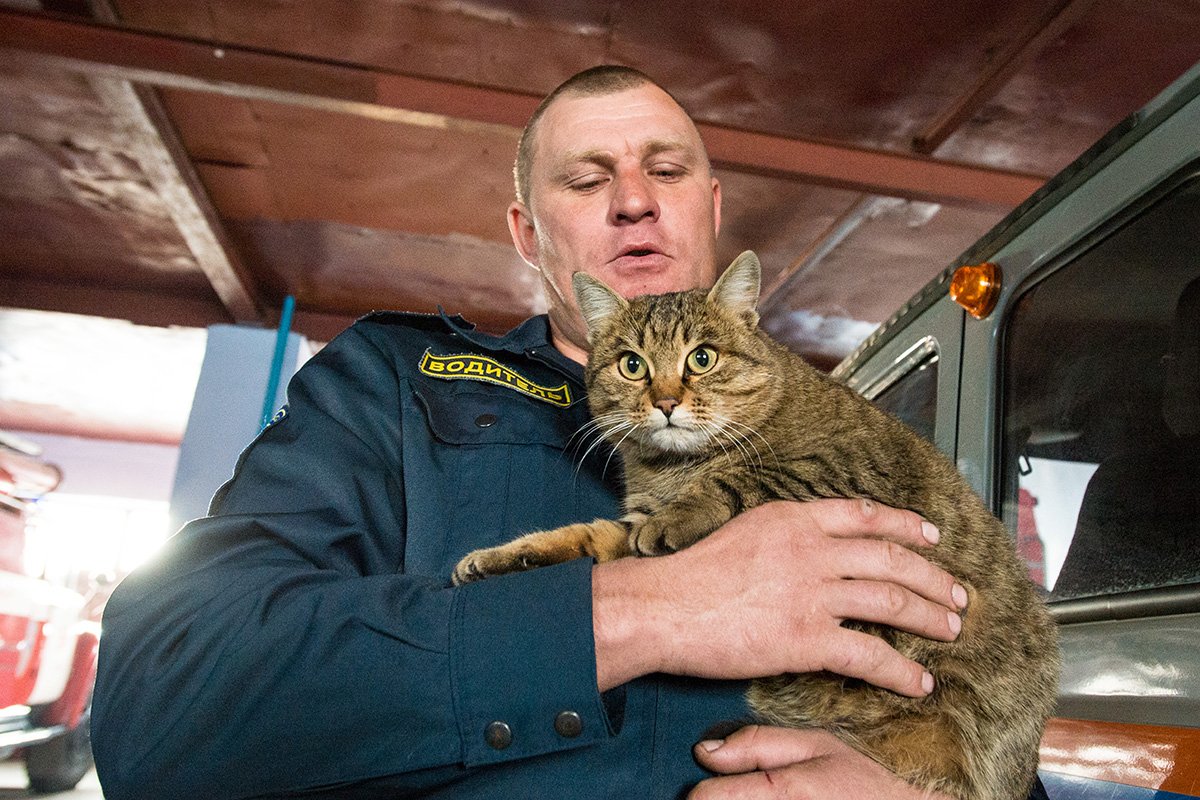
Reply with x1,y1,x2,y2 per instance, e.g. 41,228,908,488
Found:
949,262,1002,319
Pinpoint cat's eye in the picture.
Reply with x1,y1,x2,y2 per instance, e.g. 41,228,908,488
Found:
617,352,648,380
686,346,718,375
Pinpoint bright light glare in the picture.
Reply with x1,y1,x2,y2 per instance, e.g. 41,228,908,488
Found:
25,494,171,581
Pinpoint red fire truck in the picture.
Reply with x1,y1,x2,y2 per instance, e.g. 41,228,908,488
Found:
0,433,100,793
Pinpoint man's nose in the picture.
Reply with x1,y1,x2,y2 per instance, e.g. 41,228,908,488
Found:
610,170,659,224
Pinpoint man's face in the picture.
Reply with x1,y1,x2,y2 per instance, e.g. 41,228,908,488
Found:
508,83,722,362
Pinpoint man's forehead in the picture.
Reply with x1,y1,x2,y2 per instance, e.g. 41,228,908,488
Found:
536,85,703,163
557,137,697,167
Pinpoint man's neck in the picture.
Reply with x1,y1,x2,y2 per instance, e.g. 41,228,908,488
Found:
551,331,589,366
544,314,591,366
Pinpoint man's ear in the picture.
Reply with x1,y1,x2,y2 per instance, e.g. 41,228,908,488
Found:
707,250,761,327
507,201,539,268
572,272,627,341
712,176,722,238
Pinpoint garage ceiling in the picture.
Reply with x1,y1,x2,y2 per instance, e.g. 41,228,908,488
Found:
2,0,1198,444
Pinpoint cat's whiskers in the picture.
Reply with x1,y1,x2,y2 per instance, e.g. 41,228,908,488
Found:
705,419,761,474
602,422,643,480
566,415,634,489
578,417,633,460
693,419,732,463
567,412,626,453
712,413,780,471
568,413,628,465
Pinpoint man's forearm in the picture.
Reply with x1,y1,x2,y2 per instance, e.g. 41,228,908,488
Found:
592,556,670,691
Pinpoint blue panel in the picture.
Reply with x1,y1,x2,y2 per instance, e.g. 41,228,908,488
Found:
1041,771,1200,800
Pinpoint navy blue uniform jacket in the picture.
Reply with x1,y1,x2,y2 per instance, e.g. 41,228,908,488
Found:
92,312,749,799
91,312,1050,800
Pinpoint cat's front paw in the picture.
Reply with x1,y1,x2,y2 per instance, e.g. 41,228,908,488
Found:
451,544,550,585
629,517,687,556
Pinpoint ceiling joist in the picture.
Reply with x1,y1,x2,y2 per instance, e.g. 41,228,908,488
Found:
0,276,228,329
0,7,1046,209
87,77,265,323
82,0,263,324
913,0,1100,154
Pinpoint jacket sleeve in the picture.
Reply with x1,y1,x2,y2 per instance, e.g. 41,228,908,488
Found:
91,325,614,800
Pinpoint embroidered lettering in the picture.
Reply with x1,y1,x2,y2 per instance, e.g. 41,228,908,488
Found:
418,350,574,408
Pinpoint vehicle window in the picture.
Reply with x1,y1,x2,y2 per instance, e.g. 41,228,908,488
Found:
872,353,938,444
1000,175,1200,601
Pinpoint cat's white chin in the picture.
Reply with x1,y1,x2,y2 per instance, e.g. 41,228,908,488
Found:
646,426,708,454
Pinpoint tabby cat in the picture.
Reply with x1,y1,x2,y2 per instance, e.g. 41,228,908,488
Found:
452,251,1060,800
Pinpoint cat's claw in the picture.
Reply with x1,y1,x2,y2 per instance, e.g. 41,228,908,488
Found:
629,521,679,556
452,546,547,585
451,555,486,585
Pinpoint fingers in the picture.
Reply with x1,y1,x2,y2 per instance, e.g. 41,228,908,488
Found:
833,537,965,608
811,498,939,549
693,725,835,773
828,578,962,642
820,627,935,697
689,726,834,800
687,771,785,799
689,724,956,800
807,500,968,613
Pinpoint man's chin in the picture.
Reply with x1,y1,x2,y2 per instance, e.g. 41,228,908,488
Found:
606,261,706,298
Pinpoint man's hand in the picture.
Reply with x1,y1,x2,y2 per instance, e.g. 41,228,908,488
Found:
592,498,967,696
689,725,952,799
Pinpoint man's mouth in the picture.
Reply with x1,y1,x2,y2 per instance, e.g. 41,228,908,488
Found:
613,245,667,264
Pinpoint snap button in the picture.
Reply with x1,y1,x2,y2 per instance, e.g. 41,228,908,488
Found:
475,413,498,428
553,710,583,738
484,720,512,750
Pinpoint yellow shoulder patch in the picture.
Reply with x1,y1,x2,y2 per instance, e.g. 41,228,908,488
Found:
418,350,573,407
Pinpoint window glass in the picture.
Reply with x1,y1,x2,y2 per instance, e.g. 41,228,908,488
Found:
1000,176,1200,600
872,354,938,444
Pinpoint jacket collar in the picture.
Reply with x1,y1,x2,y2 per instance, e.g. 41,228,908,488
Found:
439,309,585,385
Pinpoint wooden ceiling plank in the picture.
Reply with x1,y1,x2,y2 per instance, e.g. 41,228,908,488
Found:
0,276,227,329
83,0,262,323
759,194,879,310
913,0,1100,154
0,7,1046,208
0,7,529,137
701,125,1043,208
86,76,264,322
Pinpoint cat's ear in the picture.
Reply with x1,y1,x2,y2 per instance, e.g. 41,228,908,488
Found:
573,272,628,340
708,250,761,326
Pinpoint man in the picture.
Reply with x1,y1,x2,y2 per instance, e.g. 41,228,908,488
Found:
91,66,1029,799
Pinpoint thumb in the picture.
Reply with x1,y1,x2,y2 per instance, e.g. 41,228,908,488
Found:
694,725,832,774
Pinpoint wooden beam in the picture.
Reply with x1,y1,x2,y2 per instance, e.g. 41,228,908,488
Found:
912,0,1099,154
700,125,1042,208
0,7,535,138
0,8,1047,208
0,276,357,343
80,0,263,323
759,195,883,310
89,78,265,322
0,277,230,329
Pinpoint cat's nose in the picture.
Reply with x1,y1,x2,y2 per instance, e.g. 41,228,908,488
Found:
655,398,679,418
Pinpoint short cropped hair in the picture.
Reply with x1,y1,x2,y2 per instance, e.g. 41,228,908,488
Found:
514,65,665,207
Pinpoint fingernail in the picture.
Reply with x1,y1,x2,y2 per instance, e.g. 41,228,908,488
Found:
921,521,940,544
947,610,962,637
952,583,968,609
699,739,724,753
922,671,935,694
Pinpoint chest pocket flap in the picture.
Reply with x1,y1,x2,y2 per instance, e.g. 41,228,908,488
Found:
414,382,586,448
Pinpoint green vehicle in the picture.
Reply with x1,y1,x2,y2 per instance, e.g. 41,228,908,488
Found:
832,62,1200,799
